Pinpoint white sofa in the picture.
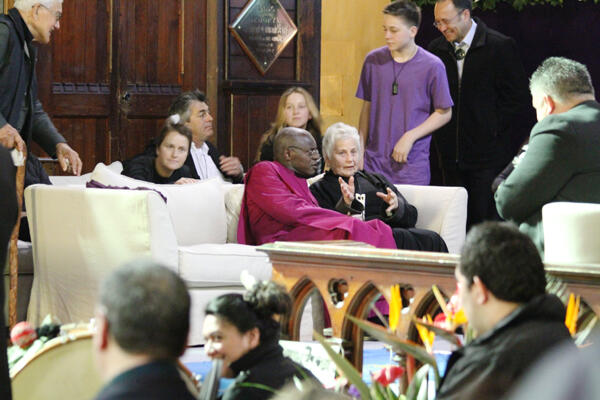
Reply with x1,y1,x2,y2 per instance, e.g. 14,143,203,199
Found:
25,163,272,345
24,163,467,344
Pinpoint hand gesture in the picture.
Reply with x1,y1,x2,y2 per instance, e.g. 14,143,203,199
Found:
175,177,199,185
56,142,82,176
392,134,415,163
376,187,398,215
0,123,25,152
219,155,243,177
338,176,355,206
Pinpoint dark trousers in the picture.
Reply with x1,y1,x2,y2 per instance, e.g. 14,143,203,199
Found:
0,147,17,400
435,162,501,229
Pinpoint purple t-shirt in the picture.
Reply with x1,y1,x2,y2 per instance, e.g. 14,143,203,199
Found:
356,46,453,185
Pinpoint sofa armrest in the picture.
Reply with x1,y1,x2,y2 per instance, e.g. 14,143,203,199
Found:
24,184,178,325
395,184,467,254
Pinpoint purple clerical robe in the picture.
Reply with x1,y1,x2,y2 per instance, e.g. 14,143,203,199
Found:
237,161,396,249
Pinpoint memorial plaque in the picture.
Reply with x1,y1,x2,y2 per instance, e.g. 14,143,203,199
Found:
229,0,298,75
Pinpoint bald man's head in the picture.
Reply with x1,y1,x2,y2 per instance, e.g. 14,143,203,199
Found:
273,127,322,178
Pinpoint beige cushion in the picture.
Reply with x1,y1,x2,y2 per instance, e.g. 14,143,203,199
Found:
224,184,245,243
89,163,227,245
543,202,600,265
178,243,272,286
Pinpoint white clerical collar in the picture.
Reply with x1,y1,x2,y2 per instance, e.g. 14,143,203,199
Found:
456,19,477,49
192,141,209,154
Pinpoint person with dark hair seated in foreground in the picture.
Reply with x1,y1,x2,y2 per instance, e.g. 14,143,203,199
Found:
436,222,573,400
310,122,447,252
238,127,396,248
122,116,196,184
203,280,316,400
93,260,195,400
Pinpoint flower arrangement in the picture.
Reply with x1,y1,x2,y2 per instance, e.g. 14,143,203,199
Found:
316,276,598,399
316,284,468,400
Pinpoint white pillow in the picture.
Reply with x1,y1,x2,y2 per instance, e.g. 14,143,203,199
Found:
89,163,227,245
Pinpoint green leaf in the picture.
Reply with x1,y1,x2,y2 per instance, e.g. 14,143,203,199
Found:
385,385,399,400
405,364,429,400
347,315,438,371
314,332,371,400
412,317,462,347
236,382,278,394
371,382,387,400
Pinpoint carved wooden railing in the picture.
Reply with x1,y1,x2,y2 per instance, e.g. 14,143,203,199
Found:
259,241,600,370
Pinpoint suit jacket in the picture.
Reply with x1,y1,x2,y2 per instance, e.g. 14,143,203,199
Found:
495,100,600,252
428,18,530,170
0,9,66,156
237,161,396,248
183,141,243,183
94,360,195,400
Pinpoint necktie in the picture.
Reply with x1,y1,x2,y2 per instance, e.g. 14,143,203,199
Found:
455,43,466,60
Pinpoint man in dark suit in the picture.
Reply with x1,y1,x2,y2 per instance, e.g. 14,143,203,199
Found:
93,260,195,400
495,57,600,253
428,0,530,228
168,90,244,183
0,0,82,176
0,147,18,400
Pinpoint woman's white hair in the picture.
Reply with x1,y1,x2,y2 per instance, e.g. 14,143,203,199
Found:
14,0,63,11
322,122,362,162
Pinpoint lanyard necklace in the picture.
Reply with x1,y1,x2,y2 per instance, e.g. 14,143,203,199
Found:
391,47,417,96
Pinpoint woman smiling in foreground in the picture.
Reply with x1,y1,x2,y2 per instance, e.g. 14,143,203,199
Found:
310,122,448,252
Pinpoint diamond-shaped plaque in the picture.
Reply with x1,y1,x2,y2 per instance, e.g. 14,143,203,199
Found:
229,0,298,75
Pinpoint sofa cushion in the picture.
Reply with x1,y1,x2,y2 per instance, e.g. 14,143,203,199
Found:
224,184,244,243
178,243,272,287
90,163,227,246
49,161,122,186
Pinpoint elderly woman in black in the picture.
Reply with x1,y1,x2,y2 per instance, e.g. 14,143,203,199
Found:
310,122,447,252
202,281,315,400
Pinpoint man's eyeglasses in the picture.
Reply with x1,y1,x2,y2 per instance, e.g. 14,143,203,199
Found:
289,146,320,158
432,9,464,29
39,4,62,23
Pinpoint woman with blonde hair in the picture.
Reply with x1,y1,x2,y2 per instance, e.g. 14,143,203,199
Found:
255,87,324,163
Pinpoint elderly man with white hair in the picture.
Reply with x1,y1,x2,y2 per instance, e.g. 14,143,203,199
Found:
310,122,447,252
0,0,81,175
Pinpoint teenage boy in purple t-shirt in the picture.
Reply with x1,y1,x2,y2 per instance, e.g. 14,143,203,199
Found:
357,0,453,185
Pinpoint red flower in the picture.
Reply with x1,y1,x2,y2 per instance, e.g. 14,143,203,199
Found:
372,365,405,387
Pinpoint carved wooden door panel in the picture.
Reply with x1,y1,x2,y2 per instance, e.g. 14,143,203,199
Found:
35,0,206,172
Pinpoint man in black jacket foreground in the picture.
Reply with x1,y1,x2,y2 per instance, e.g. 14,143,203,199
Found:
436,222,572,400
93,260,195,400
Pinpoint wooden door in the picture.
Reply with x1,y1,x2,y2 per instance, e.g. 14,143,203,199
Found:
217,0,322,168
33,0,207,173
